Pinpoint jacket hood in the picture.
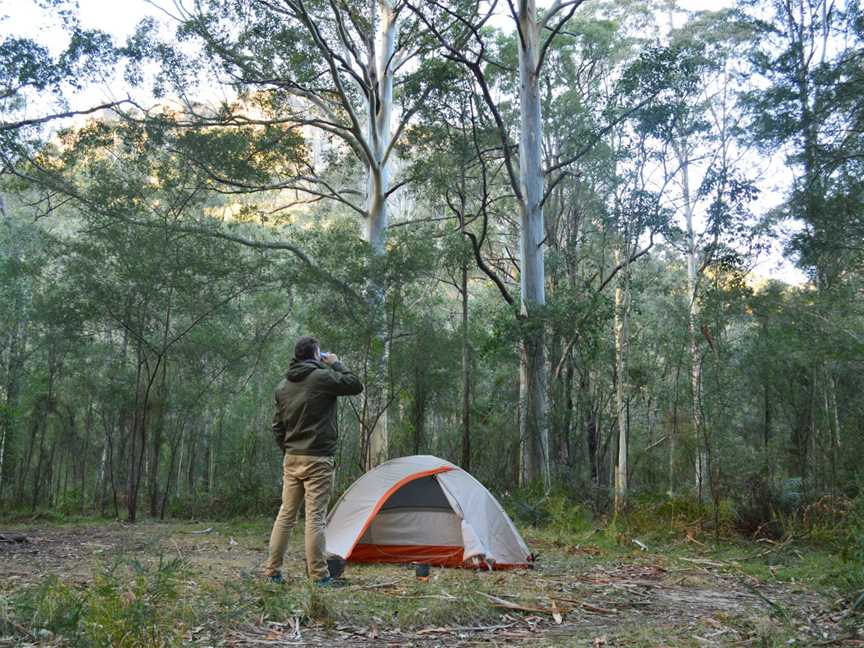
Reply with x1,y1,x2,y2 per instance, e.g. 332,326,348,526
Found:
286,358,325,382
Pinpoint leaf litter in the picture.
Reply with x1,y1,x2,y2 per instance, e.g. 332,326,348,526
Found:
1,521,861,646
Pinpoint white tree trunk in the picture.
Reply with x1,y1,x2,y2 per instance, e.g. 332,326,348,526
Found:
613,247,631,514
677,141,704,497
365,0,398,467
517,0,550,489
0,193,15,498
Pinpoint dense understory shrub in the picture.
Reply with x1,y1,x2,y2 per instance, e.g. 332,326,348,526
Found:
169,480,279,519
502,486,593,536
841,494,864,603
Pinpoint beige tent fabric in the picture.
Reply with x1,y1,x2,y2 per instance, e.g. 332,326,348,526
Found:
325,455,530,566
437,468,530,564
359,510,462,546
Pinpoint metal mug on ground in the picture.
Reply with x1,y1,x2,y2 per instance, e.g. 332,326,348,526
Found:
414,563,430,580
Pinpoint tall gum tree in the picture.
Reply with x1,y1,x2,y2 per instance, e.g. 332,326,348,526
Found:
744,0,864,490
410,0,594,487
126,0,441,468
411,0,676,486
633,5,759,497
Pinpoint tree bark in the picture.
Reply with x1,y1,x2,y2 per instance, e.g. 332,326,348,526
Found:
364,0,398,469
148,359,168,517
516,0,550,489
0,193,26,500
461,260,471,470
613,247,632,514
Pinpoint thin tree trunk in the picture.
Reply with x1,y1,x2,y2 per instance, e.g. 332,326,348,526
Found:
30,419,47,511
81,401,92,514
160,420,185,520
613,247,632,514
127,352,144,521
148,359,169,517
186,430,197,495
96,412,109,514
562,361,573,467
461,260,471,470
0,193,26,500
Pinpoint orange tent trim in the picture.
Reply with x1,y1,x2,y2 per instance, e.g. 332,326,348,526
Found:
344,466,454,560
350,543,464,566
349,543,531,570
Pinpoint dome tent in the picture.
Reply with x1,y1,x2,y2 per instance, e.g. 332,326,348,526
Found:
325,455,531,569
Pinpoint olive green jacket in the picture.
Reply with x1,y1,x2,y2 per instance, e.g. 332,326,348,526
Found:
272,359,363,456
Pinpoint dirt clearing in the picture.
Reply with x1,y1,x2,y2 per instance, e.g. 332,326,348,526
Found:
1,520,861,646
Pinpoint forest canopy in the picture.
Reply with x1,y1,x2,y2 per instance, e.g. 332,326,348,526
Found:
1,0,862,532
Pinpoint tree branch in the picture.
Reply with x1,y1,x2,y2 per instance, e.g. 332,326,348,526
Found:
1,99,133,132
596,231,655,293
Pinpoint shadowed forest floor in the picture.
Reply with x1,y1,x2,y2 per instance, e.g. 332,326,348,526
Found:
1,518,862,646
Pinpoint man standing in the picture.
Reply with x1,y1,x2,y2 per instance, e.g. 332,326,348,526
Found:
264,336,363,585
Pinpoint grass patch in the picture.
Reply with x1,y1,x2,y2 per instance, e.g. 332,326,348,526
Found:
2,556,192,647
3,515,860,645
324,566,499,629
201,563,499,631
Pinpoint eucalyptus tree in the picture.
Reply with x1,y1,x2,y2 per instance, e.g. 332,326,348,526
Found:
0,2,131,499
533,3,674,497
0,190,50,501
0,3,126,158
407,0,688,487
128,0,448,468
610,180,671,511
16,113,286,520
627,6,761,497
406,75,519,472
743,0,863,286
741,0,864,491
408,0,599,487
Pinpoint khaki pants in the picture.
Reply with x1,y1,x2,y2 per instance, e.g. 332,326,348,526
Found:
264,454,335,580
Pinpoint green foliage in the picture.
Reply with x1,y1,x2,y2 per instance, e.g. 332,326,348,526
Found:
503,487,594,537
169,481,278,520
55,489,86,516
612,495,737,543
5,576,84,638
3,556,190,647
840,494,864,599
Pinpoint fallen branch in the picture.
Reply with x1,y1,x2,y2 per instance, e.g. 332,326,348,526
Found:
479,592,566,615
0,534,29,543
678,557,728,568
551,596,618,615
416,622,518,635
739,579,791,623
389,593,460,601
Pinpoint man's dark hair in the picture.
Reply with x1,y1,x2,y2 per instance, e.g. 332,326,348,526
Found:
294,336,319,361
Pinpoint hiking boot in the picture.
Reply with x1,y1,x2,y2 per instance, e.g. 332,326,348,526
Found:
267,572,285,585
